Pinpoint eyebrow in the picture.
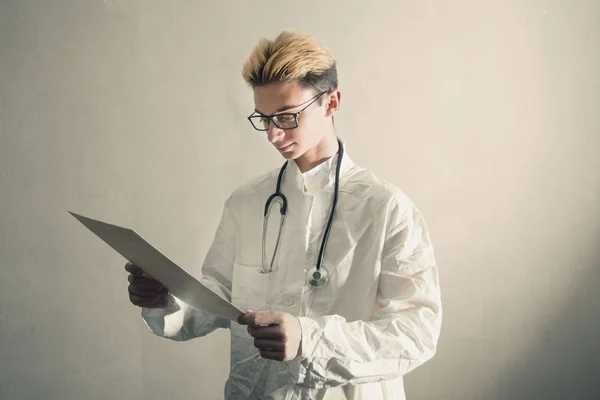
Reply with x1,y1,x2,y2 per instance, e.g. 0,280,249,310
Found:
253,102,302,117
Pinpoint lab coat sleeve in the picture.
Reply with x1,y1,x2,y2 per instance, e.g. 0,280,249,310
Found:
289,202,442,389
140,195,237,341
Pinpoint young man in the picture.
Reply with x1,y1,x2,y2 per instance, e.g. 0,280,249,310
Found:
126,31,442,399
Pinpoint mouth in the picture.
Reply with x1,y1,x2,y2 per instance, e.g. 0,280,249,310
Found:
277,143,294,152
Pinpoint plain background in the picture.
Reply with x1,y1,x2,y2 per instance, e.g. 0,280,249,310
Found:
1,1,599,399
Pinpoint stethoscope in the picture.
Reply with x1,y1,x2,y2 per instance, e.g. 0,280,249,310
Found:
262,138,344,289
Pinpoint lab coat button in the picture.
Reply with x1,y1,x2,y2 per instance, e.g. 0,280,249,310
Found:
277,361,287,371
283,295,294,306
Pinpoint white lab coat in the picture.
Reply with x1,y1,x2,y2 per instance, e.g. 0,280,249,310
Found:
142,146,442,399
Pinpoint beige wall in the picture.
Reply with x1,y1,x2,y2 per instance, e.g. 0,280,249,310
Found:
1,1,599,399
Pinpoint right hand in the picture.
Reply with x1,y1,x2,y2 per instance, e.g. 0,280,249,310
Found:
125,262,170,308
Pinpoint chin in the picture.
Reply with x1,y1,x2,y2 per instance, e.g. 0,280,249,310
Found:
289,148,304,160
280,146,301,160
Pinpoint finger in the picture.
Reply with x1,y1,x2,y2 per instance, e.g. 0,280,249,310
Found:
127,287,169,302
125,263,144,275
128,280,167,294
252,311,284,326
247,325,284,340
143,295,169,308
128,290,167,304
240,310,283,326
129,293,169,308
127,285,169,298
128,274,168,291
253,338,284,352
237,310,254,325
128,293,153,306
258,349,284,361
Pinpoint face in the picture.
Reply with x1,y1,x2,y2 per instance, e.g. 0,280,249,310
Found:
252,81,339,160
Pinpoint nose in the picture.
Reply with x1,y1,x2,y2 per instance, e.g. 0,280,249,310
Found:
266,123,285,144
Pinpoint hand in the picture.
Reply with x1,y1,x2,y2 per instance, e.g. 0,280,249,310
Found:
125,262,170,308
237,310,302,361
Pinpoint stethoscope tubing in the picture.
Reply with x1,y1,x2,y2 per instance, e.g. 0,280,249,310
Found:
261,138,344,288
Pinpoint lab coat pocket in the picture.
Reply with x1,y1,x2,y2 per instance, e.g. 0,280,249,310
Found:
230,261,271,319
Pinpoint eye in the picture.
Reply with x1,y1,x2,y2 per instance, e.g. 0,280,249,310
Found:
276,114,294,123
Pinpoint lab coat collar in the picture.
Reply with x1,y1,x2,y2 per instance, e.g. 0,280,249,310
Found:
289,143,355,194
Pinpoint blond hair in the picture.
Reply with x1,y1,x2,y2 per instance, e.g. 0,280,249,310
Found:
242,31,338,96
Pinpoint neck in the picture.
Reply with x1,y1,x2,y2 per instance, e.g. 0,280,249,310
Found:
295,132,339,173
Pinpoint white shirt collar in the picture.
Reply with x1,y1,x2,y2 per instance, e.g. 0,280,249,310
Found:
288,147,355,194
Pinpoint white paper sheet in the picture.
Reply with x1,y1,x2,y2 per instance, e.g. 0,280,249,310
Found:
69,211,243,321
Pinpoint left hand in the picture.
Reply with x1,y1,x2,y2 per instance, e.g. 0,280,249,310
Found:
237,310,302,361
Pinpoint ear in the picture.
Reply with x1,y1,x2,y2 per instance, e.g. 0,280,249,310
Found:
324,89,341,118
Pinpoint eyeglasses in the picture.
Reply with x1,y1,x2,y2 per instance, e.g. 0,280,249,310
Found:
247,91,327,131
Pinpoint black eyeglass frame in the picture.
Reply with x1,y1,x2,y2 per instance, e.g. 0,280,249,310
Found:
247,91,328,131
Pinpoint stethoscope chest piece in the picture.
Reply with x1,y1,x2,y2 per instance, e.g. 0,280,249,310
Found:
306,266,329,288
